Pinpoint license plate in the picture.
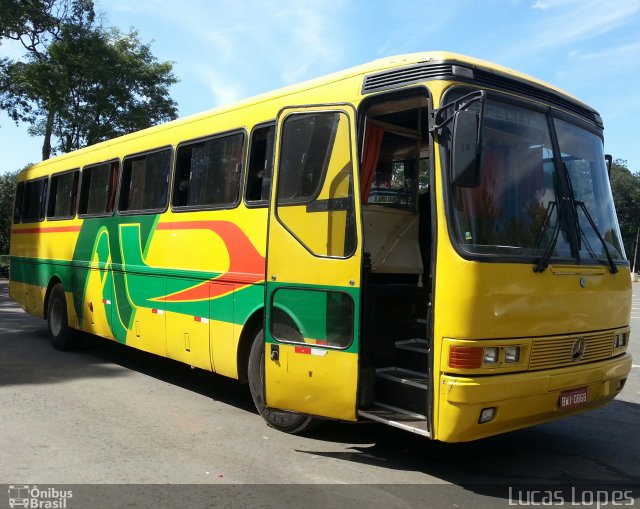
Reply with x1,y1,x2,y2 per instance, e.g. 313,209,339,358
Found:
558,387,588,409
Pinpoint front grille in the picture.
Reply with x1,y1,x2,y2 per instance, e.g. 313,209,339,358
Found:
529,332,614,371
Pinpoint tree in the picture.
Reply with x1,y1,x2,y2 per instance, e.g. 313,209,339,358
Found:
609,159,640,262
1,1,177,159
4,26,178,158
0,169,21,255
0,0,95,57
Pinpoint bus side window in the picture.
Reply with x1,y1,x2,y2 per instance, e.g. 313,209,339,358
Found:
172,132,244,210
21,177,48,223
79,161,120,217
245,123,275,205
47,170,79,219
120,149,172,213
13,182,25,223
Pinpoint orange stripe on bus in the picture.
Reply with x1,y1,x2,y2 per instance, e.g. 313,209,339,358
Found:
156,221,265,302
11,226,82,234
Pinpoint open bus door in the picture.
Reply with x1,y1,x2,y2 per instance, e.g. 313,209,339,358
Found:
264,105,362,421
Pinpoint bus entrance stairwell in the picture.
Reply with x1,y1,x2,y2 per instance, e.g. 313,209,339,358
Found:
357,92,433,436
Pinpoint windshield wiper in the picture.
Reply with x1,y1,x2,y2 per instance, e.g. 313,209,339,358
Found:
562,162,618,274
575,200,618,274
533,199,566,273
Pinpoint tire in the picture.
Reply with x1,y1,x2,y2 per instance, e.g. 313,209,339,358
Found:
247,328,317,434
47,283,78,351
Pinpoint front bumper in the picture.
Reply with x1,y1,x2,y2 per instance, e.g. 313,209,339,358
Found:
436,353,632,442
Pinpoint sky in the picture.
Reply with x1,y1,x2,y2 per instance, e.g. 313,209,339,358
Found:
1,0,640,174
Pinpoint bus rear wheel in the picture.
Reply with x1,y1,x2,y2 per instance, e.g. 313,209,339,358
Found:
47,283,78,351
247,328,317,434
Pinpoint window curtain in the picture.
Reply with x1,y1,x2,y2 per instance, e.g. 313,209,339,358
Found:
361,122,384,202
469,148,506,219
106,162,119,213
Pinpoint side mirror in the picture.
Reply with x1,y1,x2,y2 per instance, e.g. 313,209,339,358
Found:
605,154,613,178
451,110,482,187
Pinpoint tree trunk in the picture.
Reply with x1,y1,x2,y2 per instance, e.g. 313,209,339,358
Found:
42,110,54,160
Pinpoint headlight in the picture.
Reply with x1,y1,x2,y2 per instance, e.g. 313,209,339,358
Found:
483,347,499,364
504,346,520,363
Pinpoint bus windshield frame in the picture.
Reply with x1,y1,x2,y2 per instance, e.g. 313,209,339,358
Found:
440,86,626,268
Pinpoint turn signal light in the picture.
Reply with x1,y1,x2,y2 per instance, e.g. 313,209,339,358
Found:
449,346,483,368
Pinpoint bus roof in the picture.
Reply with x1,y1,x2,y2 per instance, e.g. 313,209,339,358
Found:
17,51,593,177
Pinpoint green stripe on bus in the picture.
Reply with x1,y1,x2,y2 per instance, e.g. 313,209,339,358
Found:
265,281,360,354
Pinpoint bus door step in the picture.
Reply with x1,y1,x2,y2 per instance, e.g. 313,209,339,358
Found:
395,338,430,371
375,367,429,416
359,402,430,437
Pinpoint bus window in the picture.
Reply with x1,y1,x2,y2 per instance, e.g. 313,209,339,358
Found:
245,124,275,205
272,288,354,348
173,133,244,209
21,177,48,223
47,170,79,219
78,161,119,217
120,149,172,213
276,111,356,258
13,182,24,223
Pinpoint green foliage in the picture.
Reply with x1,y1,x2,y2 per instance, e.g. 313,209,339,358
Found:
0,169,21,255
0,0,94,56
0,1,177,160
609,159,640,263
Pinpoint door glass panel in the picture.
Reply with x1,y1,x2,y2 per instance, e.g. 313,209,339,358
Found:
276,111,356,258
271,288,354,348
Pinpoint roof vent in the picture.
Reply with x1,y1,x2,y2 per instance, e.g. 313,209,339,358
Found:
362,63,453,94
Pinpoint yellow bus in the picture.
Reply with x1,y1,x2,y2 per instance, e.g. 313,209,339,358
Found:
9,51,632,442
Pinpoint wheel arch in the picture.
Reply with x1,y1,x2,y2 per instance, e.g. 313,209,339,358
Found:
43,276,63,319
236,308,264,383
236,305,304,382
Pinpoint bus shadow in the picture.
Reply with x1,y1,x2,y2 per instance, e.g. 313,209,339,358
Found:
77,333,256,413
1,323,255,414
0,279,253,413
0,322,140,388
297,399,640,493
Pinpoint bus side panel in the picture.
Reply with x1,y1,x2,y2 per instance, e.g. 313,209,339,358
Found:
81,266,115,340
10,257,74,319
209,283,235,378
209,284,267,380
8,257,27,313
166,276,212,371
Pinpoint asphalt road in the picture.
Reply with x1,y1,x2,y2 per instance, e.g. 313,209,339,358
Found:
1,279,639,508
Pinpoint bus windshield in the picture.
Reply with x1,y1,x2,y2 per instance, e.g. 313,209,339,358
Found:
448,94,625,262
554,118,625,261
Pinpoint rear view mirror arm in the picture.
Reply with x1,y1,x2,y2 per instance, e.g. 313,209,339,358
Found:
431,90,486,134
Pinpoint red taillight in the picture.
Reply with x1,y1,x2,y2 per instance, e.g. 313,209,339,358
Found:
449,346,483,369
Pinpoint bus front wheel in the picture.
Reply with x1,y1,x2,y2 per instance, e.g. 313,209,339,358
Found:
248,328,316,434
47,283,78,351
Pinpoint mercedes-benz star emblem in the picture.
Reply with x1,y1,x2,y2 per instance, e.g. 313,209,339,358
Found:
571,338,586,361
